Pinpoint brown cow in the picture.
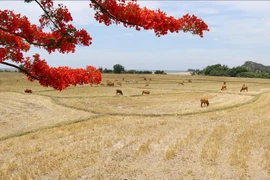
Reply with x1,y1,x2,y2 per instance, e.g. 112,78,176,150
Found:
24,89,32,93
107,81,114,86
116,89,123,95
221,84,227,90
178,81,184,86
142,90,150,95
240,84,248,92
200,97,209,107
188,79,192,83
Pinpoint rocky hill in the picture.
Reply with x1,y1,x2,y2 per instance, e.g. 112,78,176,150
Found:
241,61,270,72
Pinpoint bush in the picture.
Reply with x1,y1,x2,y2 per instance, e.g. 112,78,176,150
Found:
154,70,166,74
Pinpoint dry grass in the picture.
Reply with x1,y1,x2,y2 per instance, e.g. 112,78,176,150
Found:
201,125,227,165
0,72,270,179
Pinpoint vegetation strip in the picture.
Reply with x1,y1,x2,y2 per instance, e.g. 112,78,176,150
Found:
0,115,103,142
49,92,262,117
33,89,253,99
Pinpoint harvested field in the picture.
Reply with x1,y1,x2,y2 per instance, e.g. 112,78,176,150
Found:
0,72,270,179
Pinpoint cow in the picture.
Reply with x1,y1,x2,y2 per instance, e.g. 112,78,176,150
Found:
107,81,114,86
24,89,32,93
240,84,248,92
221,84,227,91
188,79,192,83
178,81,184,86
200,97,209,107
116,89,123,95
142,90,150,95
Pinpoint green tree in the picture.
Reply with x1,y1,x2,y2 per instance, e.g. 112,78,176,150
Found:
113,64,125,74
98,67,103,73
203,64,229,76
228,66,248,77
103,68,113,73
154,70,166,74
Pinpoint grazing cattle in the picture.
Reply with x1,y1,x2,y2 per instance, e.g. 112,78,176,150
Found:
221,84,227,90
200,97,209,107
188,79,192,83
178,81,184,86
240,84,248,92
142,90,150,95
116,89,123,95
24,89,32,93
143,77,147,81
107,81,114,86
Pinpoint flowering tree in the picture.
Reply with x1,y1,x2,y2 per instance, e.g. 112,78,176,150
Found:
0,0,209,91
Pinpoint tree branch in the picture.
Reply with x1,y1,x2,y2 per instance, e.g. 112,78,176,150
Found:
1,62,39,80
90,0,193,32
0,26,52,47
33,0,60,29
90,0,141,26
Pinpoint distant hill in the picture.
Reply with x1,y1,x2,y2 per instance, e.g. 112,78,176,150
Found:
241,61,270,72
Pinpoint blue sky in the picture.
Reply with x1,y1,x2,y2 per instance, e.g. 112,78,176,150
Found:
1,1,270,71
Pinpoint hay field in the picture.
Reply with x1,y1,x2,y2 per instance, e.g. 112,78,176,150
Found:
0,72,270,179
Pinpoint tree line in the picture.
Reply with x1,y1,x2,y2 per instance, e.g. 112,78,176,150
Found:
98,64,167,74
195,64,270,79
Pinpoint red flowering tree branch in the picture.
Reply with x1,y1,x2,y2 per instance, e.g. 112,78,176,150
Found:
0,0,209,91
89,0,209,37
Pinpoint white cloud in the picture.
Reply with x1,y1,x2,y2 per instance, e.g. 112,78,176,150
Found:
136,1,162,10
213,1,270,12
59,1,96,26
0,1,42,24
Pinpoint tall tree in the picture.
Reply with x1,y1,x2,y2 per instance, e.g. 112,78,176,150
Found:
113,64,125,74
0,0,209,91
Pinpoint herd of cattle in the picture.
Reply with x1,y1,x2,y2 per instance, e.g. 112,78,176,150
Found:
24,77,249,108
